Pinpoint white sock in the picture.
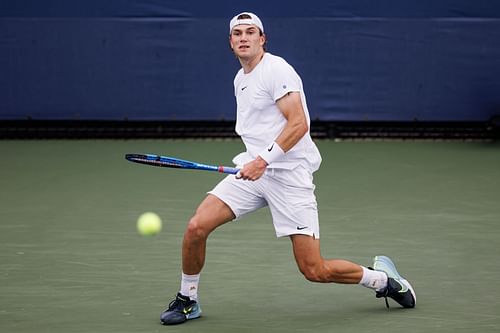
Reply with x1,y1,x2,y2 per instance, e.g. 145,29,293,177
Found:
359,266,388,291
180,273,200,301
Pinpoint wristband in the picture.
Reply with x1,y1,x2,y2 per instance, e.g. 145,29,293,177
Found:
259,141,285,165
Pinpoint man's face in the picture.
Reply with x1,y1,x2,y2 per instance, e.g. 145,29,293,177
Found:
229,25,265,59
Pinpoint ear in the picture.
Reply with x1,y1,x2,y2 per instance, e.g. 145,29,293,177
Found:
229,35,234,50
260,34,266,46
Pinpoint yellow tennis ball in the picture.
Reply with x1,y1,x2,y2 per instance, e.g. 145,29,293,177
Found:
137,212,162,236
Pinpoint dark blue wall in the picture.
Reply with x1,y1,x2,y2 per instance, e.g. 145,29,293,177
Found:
1,1,500,121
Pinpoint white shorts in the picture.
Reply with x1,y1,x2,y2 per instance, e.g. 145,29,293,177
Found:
208,167,320,238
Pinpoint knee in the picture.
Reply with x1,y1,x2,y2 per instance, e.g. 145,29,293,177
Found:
185,215,210,241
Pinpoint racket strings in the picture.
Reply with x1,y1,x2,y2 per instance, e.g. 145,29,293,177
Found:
131,158,183,168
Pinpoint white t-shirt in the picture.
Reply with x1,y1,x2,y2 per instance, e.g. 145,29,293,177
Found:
232,52,322,172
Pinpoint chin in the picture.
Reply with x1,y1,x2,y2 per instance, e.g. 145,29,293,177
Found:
236,52,249,59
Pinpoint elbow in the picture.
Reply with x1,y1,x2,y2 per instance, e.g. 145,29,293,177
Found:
296,120,309,138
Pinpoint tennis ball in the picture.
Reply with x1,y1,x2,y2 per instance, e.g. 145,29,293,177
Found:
137,212,162,236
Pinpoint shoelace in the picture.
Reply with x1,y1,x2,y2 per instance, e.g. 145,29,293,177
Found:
369,266,391,308
383,295,390,308
167,298,186,311
376,287,390,308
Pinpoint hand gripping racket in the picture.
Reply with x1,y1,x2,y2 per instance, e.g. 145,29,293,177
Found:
125,153,239,175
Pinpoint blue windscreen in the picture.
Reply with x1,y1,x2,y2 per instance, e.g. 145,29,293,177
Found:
1,1,499,121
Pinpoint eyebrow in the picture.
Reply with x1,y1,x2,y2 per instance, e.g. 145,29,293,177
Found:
232,26,258,33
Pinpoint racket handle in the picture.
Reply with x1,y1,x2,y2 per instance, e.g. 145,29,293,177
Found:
218,166,240,174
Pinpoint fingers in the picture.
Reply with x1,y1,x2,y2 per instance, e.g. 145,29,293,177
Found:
234,170,253,181
235,170,263,181
235,170,251,180
235,159,267,181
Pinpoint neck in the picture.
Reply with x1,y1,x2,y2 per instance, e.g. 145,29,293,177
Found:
239,50,265,74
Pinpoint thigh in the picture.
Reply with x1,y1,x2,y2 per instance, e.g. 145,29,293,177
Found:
192,194,236,232
290,234,322,269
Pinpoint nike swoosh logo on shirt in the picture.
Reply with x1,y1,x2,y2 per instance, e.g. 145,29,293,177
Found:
268,144,274,152
241,86,248,91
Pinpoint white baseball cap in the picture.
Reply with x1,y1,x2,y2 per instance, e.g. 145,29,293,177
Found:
229,12,264,34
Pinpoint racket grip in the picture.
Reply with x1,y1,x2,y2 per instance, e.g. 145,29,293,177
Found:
218,166,240,174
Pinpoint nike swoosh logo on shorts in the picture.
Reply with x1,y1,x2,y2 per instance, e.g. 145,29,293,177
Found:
296,226,308,230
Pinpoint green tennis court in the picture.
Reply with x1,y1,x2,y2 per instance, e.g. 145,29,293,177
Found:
1,139,499,332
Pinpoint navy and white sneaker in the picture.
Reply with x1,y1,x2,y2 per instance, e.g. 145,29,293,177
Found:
160,293,202,325
373,255,416,308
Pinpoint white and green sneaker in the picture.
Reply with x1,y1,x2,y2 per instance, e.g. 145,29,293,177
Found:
373,255,416,308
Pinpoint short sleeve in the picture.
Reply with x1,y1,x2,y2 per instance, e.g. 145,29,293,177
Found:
268,59,301,102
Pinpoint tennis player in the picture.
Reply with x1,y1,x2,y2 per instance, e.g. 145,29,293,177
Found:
160,12,416,325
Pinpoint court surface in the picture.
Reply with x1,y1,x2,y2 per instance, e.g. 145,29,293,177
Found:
1,139,499,333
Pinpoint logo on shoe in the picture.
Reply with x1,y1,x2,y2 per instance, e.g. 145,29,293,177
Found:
183,307,193,314
396,279,409,293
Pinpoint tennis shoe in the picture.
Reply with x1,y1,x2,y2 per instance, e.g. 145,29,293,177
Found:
160,293,201,325
372,255,416,308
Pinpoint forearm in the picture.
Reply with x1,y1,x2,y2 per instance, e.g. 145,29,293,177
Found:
275,118,308,153
272,91,309,153
256,118,307,168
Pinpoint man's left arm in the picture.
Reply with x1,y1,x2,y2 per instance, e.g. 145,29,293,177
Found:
237,92,308,180
274,91,308,151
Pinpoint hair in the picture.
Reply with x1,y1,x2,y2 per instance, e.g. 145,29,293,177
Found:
230,14,267,52
237,14,260,31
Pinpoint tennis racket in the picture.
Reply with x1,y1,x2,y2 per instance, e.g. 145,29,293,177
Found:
125,153,239,175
